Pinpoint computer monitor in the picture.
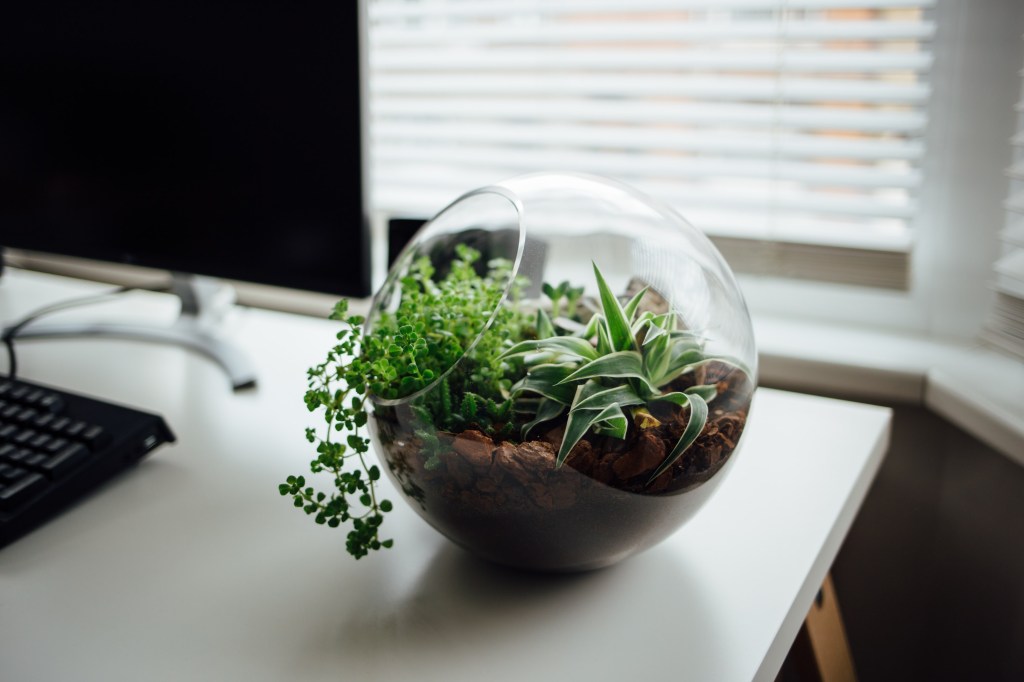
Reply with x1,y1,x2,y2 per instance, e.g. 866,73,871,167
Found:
0,1,371,388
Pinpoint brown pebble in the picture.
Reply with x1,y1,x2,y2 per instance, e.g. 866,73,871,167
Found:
451,429,495,471
566,439,597,472
612,430,666,479
445,454,474,488
496,440,557,485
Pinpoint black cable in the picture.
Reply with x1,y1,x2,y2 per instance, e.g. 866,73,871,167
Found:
4,336,15,380
2,284,169,380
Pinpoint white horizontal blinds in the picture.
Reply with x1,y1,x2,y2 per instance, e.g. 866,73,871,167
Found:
983,49,1024,359
367,0,934,288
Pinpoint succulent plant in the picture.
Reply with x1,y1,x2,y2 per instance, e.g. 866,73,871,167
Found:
501,263,741,485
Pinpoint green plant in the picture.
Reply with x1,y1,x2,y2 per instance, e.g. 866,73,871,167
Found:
541,280,585,321
279,300,392,559
502,262,741,485
393,244,531,437
281,246,531,558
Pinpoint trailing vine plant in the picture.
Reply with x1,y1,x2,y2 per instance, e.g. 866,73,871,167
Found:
279,298,392,559
280,245,531,558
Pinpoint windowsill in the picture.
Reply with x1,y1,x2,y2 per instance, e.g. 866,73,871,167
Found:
755,315,1024,468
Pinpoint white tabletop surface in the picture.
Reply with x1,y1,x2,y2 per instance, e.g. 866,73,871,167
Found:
0,269,891,682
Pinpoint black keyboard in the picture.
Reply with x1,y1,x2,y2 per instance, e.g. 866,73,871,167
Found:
0,377,175,548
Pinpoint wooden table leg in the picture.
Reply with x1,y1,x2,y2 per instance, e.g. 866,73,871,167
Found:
787,573,858,682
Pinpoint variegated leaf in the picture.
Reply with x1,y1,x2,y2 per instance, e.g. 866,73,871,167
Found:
556,401,627,466
510,363,578,404
558,351,659,395
522,398,567,438
591,403,628,440
536,308,555,340
685,384,719,402
592,262,634,352
573,384,646,412
622,285,650,321
647,393,709,485
500,336,599,363
597,318,614,355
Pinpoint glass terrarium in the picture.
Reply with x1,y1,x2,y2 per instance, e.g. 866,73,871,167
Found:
366,172,757,572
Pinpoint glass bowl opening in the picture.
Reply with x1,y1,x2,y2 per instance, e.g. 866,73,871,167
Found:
366,187,525,408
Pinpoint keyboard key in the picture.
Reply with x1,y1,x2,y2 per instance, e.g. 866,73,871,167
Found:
0,472,47,510
32,413,55,429
25,452,47,469
13,429,37,445
0,464,27,483
81,425,109,449
38,444,90,478
30,433,51,450
15,408,38,423
44,438,69,454
49,417,71,433
7,448,31,464
64,420,88,439
37,393,65,413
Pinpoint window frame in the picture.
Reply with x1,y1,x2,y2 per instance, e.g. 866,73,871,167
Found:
715,0,1024,340
363,0,1024,343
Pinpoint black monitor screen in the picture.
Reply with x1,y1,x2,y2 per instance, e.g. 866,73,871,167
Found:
0,1,370,297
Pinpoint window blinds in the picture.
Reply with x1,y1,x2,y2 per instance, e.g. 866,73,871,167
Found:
367,0,934,288
984,49,1024,359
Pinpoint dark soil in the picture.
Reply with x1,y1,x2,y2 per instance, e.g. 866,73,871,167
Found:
374,361,753,514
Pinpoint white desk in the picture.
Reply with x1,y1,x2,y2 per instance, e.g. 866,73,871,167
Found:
0,270,891,682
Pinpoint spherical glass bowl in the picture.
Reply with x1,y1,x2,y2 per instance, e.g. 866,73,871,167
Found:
366,172,756,572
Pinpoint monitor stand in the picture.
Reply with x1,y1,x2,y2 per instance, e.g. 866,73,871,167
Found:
11,273,258,391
